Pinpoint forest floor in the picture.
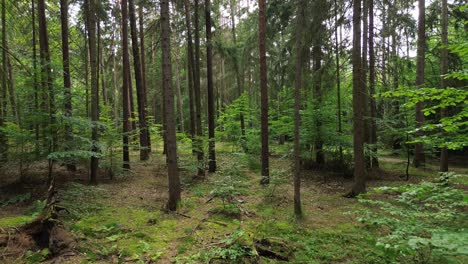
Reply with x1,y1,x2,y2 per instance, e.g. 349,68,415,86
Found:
0,143,467,263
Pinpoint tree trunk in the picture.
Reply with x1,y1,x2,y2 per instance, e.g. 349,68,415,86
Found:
414,0,426,167
259,0,269,184
334,0,343,163
188,0,204,177
60,0,76,171
128,0,150,161
368,0,378,168
32,0,39,157
6,57,19,124
293,0,306,217
121,0,131,170
205,0,216,173
229,0,246,141
161,0,181,211
439,0,448,172
138,4,151,152
85,0,99,184
0,0,7,162
175,61,184,133
98,23,108,106
347,0,367,197
313,43,324,165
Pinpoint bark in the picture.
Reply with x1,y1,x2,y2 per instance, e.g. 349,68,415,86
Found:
191,0,205,177
368,0,378,168
161,0,181,211
60,0,76,171
313,44,324,165
138,4,151,151
293,0,307,217
32,0,39,156
205,0,216,173
129,0,150,161
85,0,99,184
259,0,269,183
121,0,131,170
0,0,6,161
334,0,343,163
347,0,367,197
439,0,448,172
175,61,184,132
98,23,108,106
38,0,56,153
7,57,19,124
229,0,246,140
414,0,426,167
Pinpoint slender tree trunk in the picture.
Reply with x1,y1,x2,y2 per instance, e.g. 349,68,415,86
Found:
60,0,76,171
98,23,108,106
313,43,324,165
414,0,426,167
32,0,39,157
0,0,7,162
259,0,269,184
161,0,181,211
293,0,306,217
121,0,131,170
368,0,378,168
187,0,204,177
138,4,151,152
347,0,367,197
85,0,99,184
334,0,343,163
6,57,18,124
439,0,448,172
84,23,90,118
229,0,246,140
205,0,216,173
128,0,150,161
175,61,184,132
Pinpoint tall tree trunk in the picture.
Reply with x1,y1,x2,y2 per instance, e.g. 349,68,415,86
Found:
98,23,108,106
186,0,204,177
139,4,151,152
84,23,90,118
85,0,99,184
121,0,131,170
32,0,39,156
293,0,306,217
6,57,18,124
128,0,150,161
414,0,426,167
0,0,7,162
205,0,216,173
161,0,181,211
347,0,366,197
334,0,343,163
259,0,269,184
229,0,246,140
175,61,184,133
313,43,324,165
368,0,378,168
60,0,76,171
439,0,448,172
362,0,370,167
38,0,56,154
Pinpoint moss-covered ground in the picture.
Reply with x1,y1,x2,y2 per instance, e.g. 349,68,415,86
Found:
0,142,466,263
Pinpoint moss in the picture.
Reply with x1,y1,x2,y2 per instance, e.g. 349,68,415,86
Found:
0,215,35,227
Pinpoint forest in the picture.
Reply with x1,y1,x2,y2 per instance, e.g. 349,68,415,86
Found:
0,0,467,263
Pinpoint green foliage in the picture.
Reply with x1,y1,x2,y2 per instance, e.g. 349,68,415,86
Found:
0,192,31,208
59,182,106,219
358,172,468,262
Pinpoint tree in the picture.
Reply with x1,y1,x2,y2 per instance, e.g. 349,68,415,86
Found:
32,0,39,156
121,0,131,170
0,0,7,162
259,0,269,184
192,0,204,177
414,0,426,168
368,0,378,168
347,0,367,197
439,0,448,172
139,4,151,152
60,0,75,171
205,0,216,173
161,0,181,211
334,0,343,163
128,0,150,161
293,0,307,217
85,0,99,184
